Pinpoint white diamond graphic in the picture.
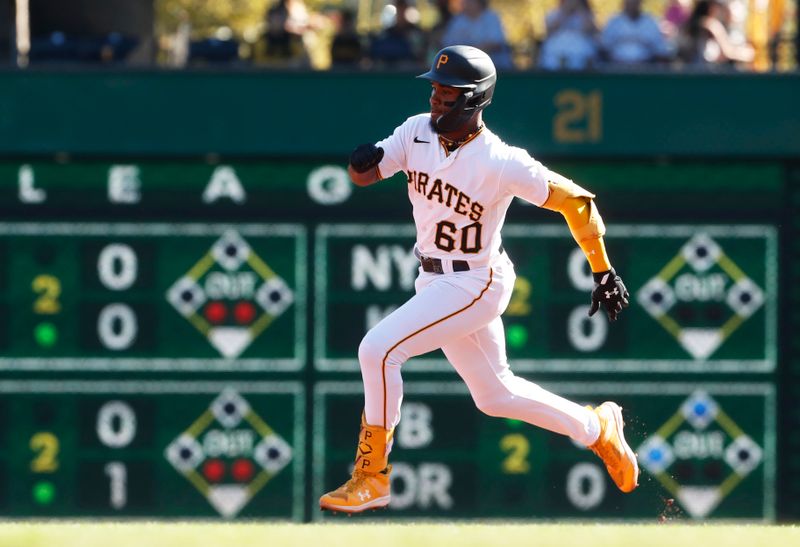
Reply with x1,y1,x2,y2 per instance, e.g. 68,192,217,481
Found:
636,435,675,474
678,328,724,360
256,278,294,316
680,391,719,430
211,389,251,428
165,434,204,472
254,434,293,474
726,277,764,318
637,277,676,317
167,277,206,317
212,231,251,271
676,486,722,518
208,327,253,359
725,434,763,476
681,234,722,273
207,485,251,518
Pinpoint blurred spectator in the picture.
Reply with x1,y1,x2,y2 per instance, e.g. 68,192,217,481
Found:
661,0,692,40
189,27,239,65
600,0,672,65
369,1,426,68
538,0,599,70
29,31,139,64
263,0,322,67
330,9,364,68
676,0,755,66
440,0,514,70
426,0,456,61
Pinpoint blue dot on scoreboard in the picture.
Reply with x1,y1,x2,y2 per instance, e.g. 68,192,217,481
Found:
694,402,707,416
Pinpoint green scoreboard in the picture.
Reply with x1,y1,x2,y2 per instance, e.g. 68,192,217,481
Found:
316,224,776,373
0,223,306,371
0,160,781,521
0,381,304,518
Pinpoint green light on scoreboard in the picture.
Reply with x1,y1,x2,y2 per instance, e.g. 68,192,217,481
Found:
32,481,55,505
506,324,528,349
34,323,58,348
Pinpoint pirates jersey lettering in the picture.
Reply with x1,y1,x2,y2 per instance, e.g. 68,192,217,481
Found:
407,170,484,221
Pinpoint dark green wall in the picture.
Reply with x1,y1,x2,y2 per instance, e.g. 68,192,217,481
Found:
0,70,797,158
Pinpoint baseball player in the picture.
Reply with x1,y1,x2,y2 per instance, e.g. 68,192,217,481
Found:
320,45,638,514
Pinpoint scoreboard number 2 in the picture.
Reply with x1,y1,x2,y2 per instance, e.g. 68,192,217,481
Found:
500,433,530,474
32,275,62,315
30,432,60,473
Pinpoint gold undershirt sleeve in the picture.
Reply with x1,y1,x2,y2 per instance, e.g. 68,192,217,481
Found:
544,195,611,273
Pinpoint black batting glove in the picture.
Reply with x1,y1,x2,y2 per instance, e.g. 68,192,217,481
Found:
588,268,630,322
349,143,384,173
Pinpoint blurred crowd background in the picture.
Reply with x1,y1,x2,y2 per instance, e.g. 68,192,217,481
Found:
0,0,796,71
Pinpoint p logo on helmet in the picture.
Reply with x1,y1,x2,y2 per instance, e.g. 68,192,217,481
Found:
436,54,449,69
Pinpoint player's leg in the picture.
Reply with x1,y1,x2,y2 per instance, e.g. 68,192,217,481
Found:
441,319,639,492
441,317,600,445
359,265,510,431
320,265,509,513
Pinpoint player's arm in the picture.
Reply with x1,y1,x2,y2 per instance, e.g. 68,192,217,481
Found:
348,143,384,187
541,174,629,321
541,174,609,272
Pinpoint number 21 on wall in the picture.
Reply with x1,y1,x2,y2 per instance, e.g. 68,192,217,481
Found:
553,90,602,144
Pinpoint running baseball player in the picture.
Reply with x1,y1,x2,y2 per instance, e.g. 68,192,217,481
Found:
319,45,638,514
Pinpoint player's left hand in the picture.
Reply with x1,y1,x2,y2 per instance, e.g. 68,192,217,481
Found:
588,268,629,321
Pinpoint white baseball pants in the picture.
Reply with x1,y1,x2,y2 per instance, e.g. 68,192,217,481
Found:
358,252,600,447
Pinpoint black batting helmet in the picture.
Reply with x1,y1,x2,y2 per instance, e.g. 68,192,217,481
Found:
417,45,497,132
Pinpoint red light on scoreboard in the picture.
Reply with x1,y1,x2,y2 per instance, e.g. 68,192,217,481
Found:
204,302,227,324
231,459,254,482
202,459,225,483
233,302,256,325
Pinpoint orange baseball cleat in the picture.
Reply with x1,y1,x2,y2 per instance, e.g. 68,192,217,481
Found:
589,401,640,493
319,465,393,513
320,415,394,513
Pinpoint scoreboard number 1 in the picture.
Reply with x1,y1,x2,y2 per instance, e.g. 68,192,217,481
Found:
104,462,128,509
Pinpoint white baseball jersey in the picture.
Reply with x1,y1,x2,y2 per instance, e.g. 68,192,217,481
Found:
375,113,551,266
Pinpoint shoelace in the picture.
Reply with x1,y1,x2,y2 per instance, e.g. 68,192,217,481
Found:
342,469,371,493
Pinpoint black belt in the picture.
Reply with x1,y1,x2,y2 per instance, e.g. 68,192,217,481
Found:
416,246,504,274
419,255,470,274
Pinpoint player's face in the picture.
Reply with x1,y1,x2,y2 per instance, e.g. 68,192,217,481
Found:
429,82,461,119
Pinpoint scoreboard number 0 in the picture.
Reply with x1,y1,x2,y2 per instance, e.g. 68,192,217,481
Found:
95,244,140,351
566,462,606,510
97,244,138,291
96,401,137,448
567,249,608,352
97,304,138,350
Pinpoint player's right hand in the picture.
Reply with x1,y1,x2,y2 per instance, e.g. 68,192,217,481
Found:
349,143,384,173
588,268,629,322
